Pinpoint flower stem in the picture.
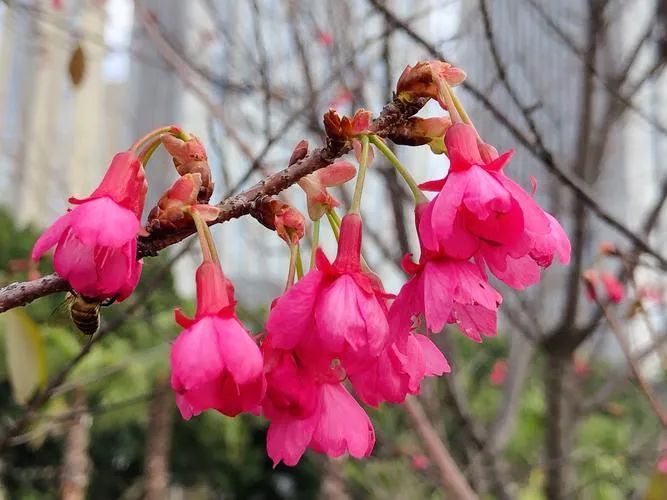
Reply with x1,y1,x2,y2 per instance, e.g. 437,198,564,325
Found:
326,210,340,241
369,135,427,204
349,135,370,214
310,219,320,270
295,244,304,279
189,208,219,265
285,243,298,290
130,125,189,153
138,138,162,167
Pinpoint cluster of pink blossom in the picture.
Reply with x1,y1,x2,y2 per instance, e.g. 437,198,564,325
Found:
32,61,570,467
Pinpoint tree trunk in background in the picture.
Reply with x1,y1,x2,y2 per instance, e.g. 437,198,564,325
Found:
60,389,91,500
544,351,575,500
143,377,175,500
319,458,350,500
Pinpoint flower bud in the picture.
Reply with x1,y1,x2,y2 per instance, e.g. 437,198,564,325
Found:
161,134,214,203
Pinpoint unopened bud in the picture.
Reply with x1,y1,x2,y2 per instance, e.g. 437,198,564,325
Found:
161,134,214,203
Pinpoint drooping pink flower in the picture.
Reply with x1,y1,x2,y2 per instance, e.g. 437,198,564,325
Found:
262,336,375,466
419,123,570,289
489,360,508,386
265,214,390,372
171,261,265,419
31,152,147,301
600,272,624,304
412,454,430,471
350,332,450,407
583,269,624,304
658,455,667,474
574,357,590,378
317,30,334,46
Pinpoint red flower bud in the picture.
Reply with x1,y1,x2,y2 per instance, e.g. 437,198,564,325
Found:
147,173,219,233
252,198,305,245
396,60,466,104
161,134,214,203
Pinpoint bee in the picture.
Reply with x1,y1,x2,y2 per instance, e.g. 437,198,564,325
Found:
58,293,116,336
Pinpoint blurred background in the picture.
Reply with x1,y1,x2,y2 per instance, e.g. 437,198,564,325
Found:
1,0,667,498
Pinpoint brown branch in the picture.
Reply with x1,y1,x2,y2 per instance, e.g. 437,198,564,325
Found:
0,101,425,313
595,297,667,428
0,274,69,314
403,397,478,500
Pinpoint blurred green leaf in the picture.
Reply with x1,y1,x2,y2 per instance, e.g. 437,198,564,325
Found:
2,309,47,404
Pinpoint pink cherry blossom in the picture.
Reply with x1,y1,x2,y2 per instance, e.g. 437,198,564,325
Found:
266,214,390,372
600,272,624,304
412,454,430,471
31,152,147,301
350,332,450,407
262,336,375,466
419,123,570,289
489,360,508,386
171,262,265,419
657,456,667,474
390,252,502,342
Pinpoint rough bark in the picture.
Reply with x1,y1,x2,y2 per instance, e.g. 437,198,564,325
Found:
143,378,175,500
60,389,91,500
544,352,575,500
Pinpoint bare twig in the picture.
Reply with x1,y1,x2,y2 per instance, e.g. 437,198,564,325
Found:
403,397,478,500
595,297,667,428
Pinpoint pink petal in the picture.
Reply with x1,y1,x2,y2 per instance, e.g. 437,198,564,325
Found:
451,304,497,341
421,263,456,333
389,277,424,338
460,166,513,218
317,161,356,187
482,249,541,290
94,244,135,297
444,123,483,169
70,197,140,248
53,232,98,295
170,317,225,391
266,411,319,467
215,316,264,385
450,260,502,310
414,334,450,376
315,275,367,354
494,174,550,235
311,384,375,459
266,270,325,349
31,212,72,261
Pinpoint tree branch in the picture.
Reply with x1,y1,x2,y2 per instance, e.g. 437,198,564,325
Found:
403,397,478,500
0,97,426,313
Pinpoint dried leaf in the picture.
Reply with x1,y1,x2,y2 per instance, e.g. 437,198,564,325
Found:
3,309,47,405
68,43,86,87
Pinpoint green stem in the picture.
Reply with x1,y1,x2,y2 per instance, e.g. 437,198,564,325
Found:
349,135,370,214
370,135,427,204
138,138,162,167
285,243,298,290
295,244,304,279
310,219,320,270
326,210,340,241
189,209,216,264
130,125,188,153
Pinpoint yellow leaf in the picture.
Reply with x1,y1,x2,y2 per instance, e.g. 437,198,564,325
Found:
3,309,47,404
644,469,667,500
68,43,86,87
